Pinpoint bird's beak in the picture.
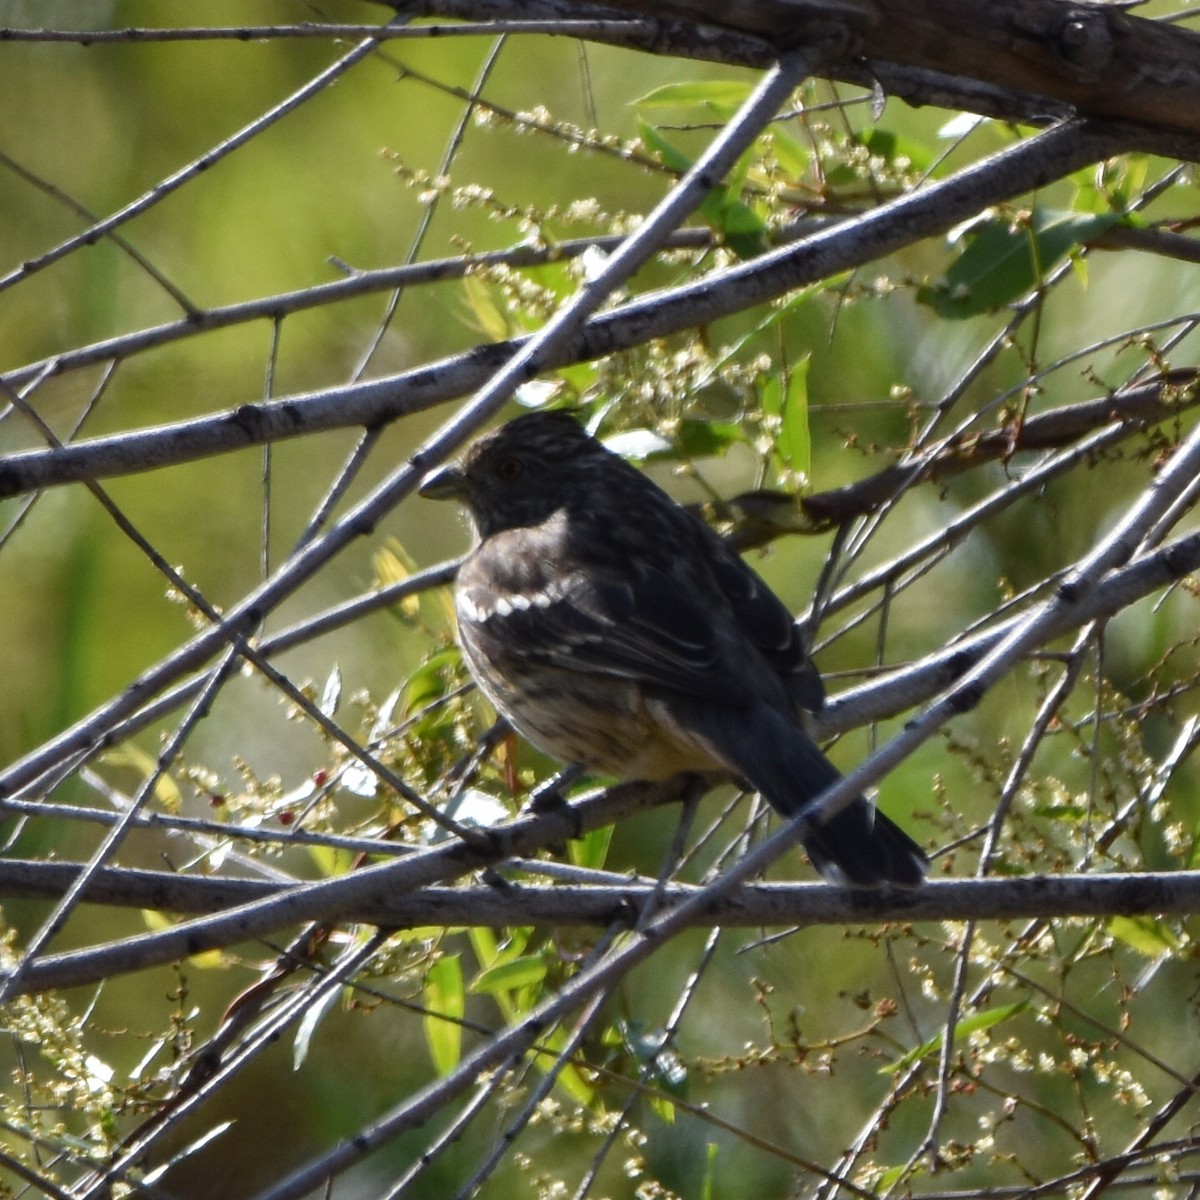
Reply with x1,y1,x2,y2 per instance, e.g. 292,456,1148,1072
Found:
418,463,468,501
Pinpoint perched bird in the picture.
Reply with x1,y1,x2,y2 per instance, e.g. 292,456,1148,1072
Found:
420,411,927,888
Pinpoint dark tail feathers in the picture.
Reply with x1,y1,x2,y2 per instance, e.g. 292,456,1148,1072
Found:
801,797,928,889
685,702,928,888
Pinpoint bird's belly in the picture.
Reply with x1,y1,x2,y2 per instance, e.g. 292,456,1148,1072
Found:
470,654,725,781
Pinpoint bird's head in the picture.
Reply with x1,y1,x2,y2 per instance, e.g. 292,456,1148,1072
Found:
419,411,603,537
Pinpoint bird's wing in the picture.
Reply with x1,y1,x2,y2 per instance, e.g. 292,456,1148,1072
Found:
457,532,760,704
457,504,824,711
699,527,825,712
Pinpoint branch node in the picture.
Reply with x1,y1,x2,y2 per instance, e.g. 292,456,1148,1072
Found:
1054,9,1113,78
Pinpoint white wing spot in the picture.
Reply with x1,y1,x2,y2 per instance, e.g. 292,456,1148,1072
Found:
460,577,571,623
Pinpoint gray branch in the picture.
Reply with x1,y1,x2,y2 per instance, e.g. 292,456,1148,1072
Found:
4,857,1196,934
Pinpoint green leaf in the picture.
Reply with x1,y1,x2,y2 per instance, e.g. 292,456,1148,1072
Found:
884,999,1030,1073
875,1163,911,1192
423,955,464,1076
402,647,461,714
293,983,342,1070
701,190,767,258
675,419,744,459
1031,801,1089,820
1108,915,1183,958
1029,209,1121,270
917,207,1121,318
462,275,510,341
141,909,223,969
554,1060,596,1108
469,955,547,995
635,80,754,111
639,120,691,174
763,356,811,484
535,1025,596,1107
568,823,613,871
718,286,816,373
638,120,767,258
700,1142,718,1200
767,127,808,179
1090,153,1151,210
306,841,355,878
468,926,499,970
467,927,533,1021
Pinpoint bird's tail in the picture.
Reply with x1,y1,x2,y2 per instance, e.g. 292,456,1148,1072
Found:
684,703,928,888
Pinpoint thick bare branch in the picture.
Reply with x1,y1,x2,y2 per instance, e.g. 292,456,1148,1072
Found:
6,859,1198,935
0,778,692,997
574,0,1200,136
395,0,1200,154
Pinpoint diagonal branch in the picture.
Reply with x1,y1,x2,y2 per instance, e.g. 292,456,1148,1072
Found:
0,121,1122,501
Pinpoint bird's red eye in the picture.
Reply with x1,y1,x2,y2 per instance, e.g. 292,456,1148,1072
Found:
495,456,523,482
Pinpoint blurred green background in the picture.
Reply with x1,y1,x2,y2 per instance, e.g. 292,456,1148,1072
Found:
2,1,1200,1196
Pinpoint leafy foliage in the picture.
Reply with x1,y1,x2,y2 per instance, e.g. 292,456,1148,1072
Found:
0,6,1199,1200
